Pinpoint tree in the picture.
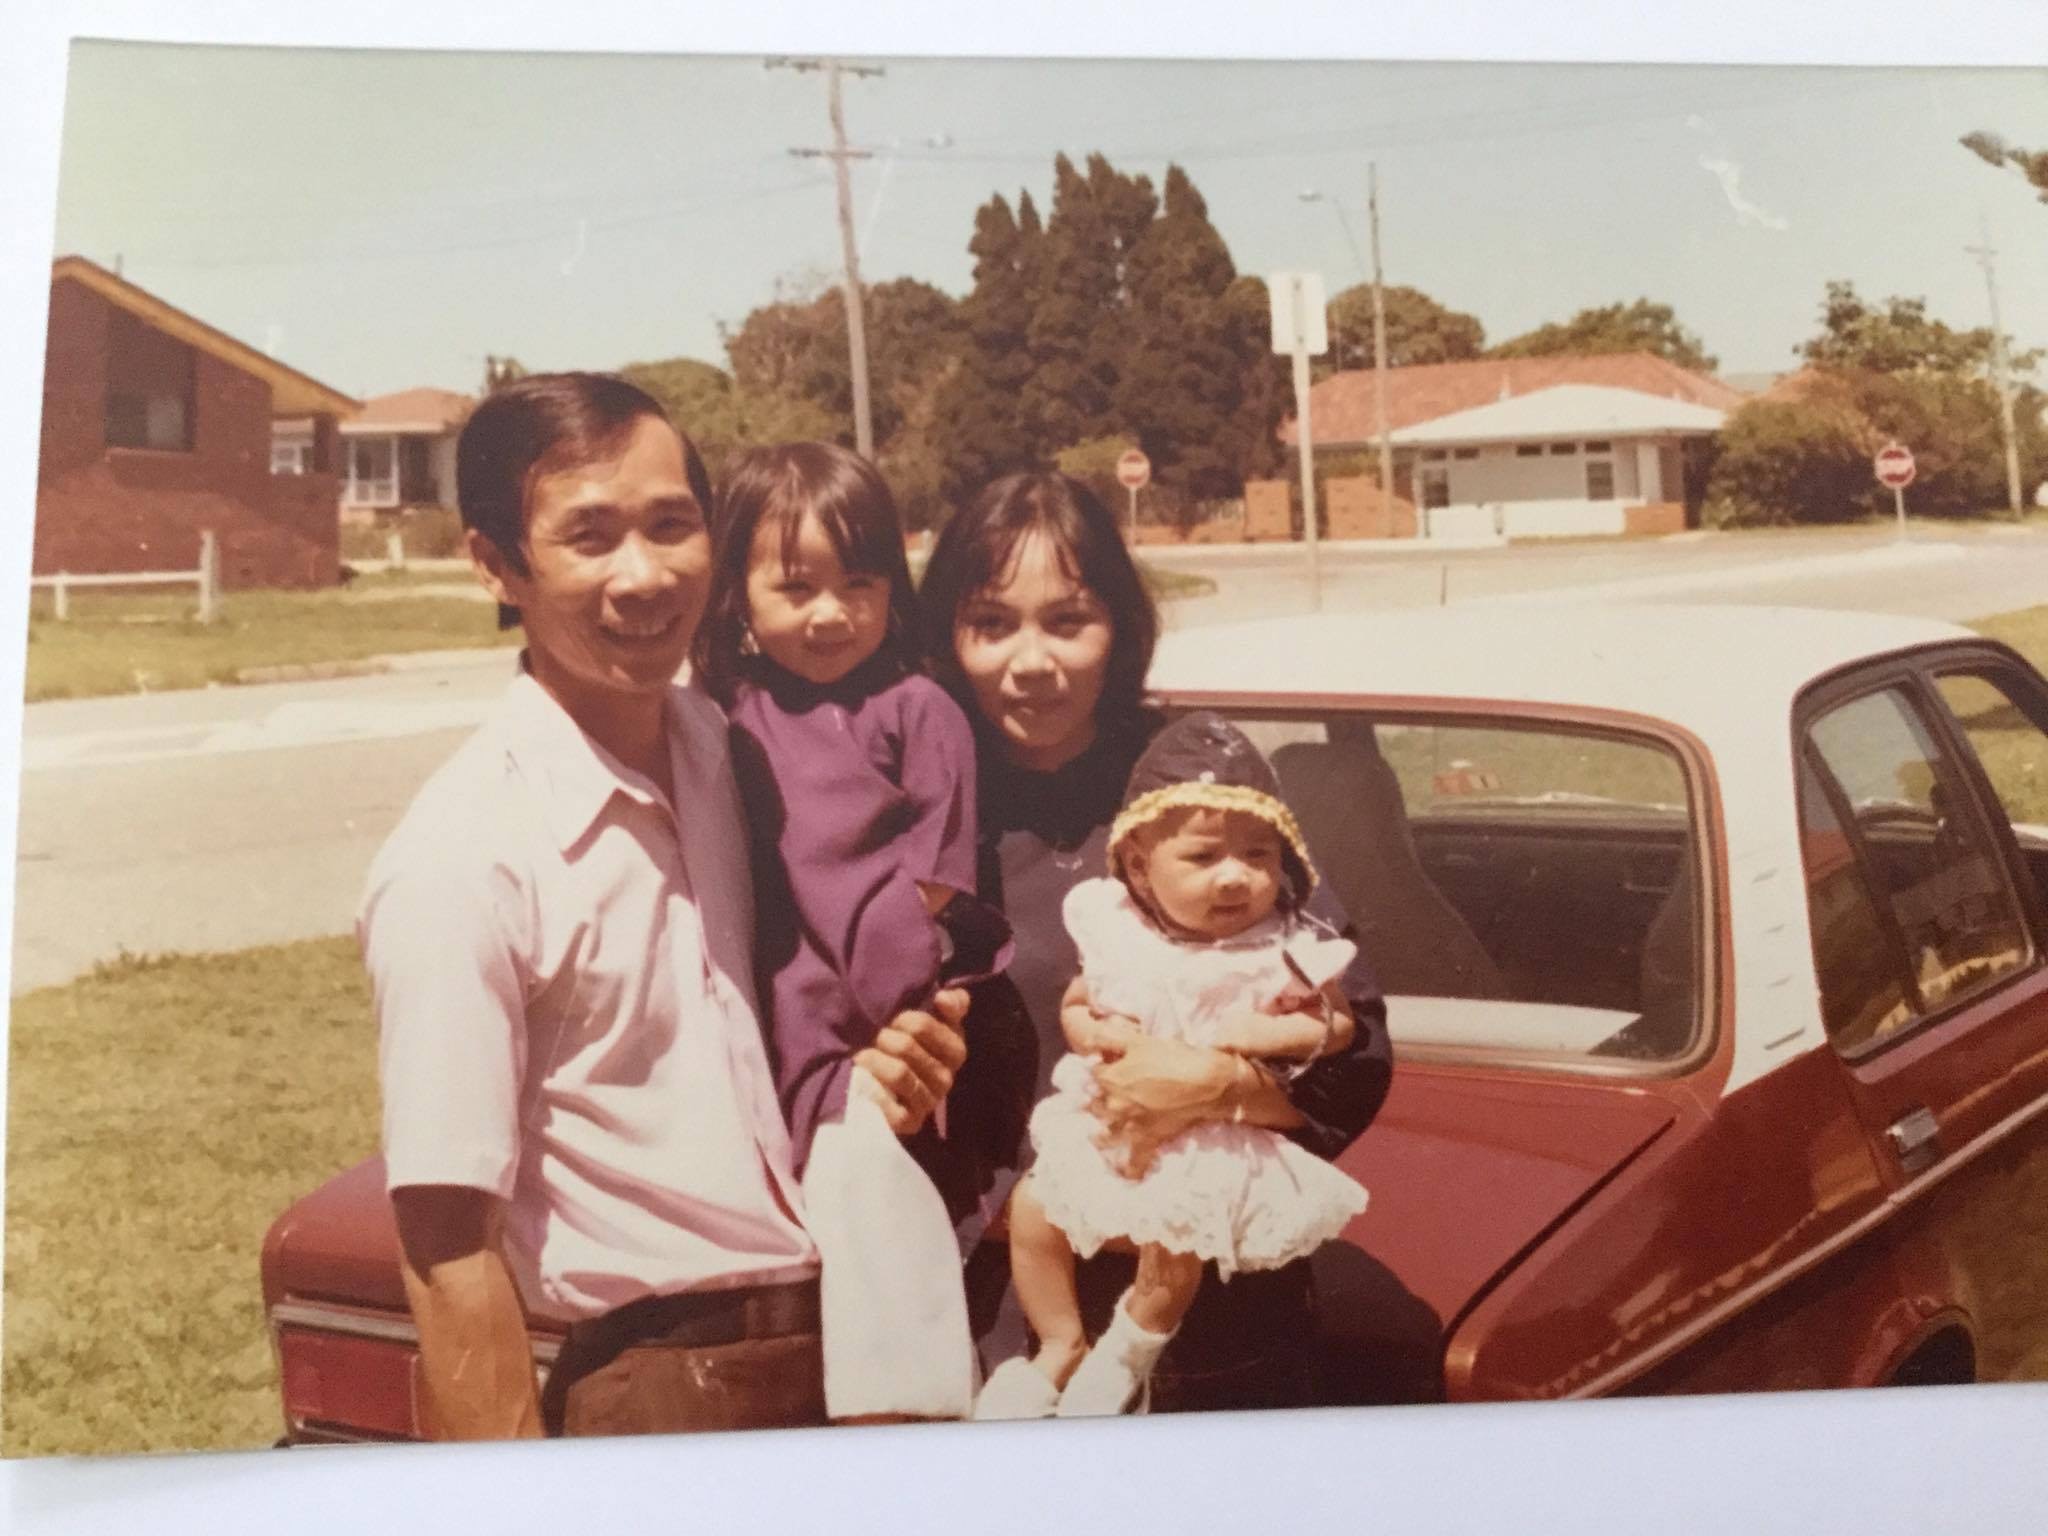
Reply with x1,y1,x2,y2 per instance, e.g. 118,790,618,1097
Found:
1798,280,2011,375
719,275,962,447
1705,369,2047,525
1220,275,1295,486
1490,299,1717,371
1962,131,2048,203
617,355,837,481
1110,164,1253,503
1321,284,1485,376
1022,154,1157,453
931,190,1047,506
482,355,527,393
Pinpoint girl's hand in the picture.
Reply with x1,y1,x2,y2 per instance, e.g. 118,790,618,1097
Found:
855,987,970,1135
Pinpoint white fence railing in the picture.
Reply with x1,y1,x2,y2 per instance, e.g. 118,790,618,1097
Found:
33,529,221,622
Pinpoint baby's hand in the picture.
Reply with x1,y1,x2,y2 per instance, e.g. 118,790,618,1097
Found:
1262,985,1316,1015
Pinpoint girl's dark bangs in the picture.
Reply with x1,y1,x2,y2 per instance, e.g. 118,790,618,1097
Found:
773,474,899,576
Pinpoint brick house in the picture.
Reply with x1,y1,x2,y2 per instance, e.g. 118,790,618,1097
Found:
337,387,471,522
1284,353,1746,539
37,256,358,590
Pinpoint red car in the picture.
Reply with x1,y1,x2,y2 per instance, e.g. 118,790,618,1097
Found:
263,605,2048,1441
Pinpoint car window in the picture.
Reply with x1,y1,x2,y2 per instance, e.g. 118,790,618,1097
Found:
1797,750,1915,1051
1220,711,1699,1066
1801,685,2031,1053
1934,668,2048,913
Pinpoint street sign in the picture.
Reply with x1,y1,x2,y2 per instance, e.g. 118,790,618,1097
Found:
1267,270,1330,609
1267,271,1329,358
1116,448,1152,490
1875,441,1916,541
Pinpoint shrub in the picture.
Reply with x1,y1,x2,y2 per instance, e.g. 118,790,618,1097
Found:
1706,369,2047,525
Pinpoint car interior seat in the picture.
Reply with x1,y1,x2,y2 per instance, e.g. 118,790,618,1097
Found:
1595,841,1699,1059
1273,725,1508,1001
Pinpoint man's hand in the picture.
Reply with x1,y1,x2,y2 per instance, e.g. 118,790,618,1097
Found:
392,1186,544,1441
855,986,970,1134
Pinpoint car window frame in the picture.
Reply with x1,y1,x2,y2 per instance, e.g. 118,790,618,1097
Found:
1156,691,1721,1084
1793,644,2045,1063
1921,645,2048,943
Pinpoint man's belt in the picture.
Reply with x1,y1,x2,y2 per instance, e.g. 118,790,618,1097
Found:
564,1278,821,1360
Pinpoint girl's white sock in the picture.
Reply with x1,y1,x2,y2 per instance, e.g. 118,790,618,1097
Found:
1055,1292,1177,1418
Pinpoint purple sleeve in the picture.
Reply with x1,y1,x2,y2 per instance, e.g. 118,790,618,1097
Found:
731,677,966,1048
890,677,980,899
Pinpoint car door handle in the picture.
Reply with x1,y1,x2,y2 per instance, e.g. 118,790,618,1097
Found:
1885,1106,1942,1175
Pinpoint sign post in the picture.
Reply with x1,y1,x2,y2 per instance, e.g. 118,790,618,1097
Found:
1874,441,1916,541
1268,271,1330,609
1115,447,1151,541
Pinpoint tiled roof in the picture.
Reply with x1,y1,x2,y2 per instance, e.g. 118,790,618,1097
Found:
1390,384,1726,445
50,255,358,417
342,387,474,434
1285,352,1746,447
1716,371,1786,397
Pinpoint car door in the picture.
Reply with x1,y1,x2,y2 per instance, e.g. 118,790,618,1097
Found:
1795,648,2048,1382
1796,650,2048,1185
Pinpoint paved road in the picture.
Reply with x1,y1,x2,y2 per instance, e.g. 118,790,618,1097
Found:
1157,524,2048,628
11,527,2048,993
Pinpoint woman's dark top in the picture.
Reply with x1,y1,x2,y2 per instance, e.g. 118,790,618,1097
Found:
935,709,1395,1412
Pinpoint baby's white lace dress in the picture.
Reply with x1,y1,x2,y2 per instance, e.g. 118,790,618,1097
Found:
1027,879,1370,1279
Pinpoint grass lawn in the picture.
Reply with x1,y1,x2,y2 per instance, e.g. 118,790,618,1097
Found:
1140,562,1215,601
1,939,379,1456
23,585,517,702
22,562,1208,704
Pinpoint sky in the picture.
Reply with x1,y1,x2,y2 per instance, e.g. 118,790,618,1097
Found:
46,44,2048,403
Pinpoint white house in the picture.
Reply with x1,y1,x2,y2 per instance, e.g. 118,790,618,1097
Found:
332,387,470,520
1392,383,1727,540
1286,353,1746,541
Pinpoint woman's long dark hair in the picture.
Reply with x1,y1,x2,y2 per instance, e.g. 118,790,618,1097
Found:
919,471,1159,738
693,442,921,704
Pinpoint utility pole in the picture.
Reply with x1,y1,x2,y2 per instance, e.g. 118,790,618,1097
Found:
774,57,883,460
1367,164,1396,537
1966,222,2025,520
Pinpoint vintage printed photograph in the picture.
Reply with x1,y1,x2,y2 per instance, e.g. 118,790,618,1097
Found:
6,39,2048,1462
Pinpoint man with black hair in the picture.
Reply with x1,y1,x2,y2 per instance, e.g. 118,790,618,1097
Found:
362,373,966,1438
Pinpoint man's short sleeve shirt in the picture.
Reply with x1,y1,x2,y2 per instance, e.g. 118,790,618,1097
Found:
362,669,815,1321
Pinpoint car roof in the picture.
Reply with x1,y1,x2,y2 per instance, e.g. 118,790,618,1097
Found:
1149,604,1977,732
1153,602,1985,1100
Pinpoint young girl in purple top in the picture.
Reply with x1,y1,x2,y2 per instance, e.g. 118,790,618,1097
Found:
695,442,1007,1423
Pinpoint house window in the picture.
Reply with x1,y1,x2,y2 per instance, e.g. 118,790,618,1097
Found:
1515,444,1543,457
1584,440,1613,453
270,442,308,475
1453,447,1479,460
1419,466,1451,510
1420,449,1449,462
104,307,195,452
346,437,399,507
1548,442,1578,456
1586,459,1616,500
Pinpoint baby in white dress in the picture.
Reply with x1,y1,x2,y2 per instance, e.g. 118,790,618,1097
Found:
976,713,1370,1420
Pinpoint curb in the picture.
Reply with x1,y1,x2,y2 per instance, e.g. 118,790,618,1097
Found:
234,646,517,687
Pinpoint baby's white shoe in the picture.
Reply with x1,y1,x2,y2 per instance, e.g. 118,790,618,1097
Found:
973,1357,1062,1420
1055,1299,1175,1418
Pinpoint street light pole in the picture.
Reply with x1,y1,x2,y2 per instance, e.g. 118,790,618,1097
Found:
1966,222,2025,521
1367,164,1396,538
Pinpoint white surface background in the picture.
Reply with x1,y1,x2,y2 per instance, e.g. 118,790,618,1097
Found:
5,4,2048,1533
